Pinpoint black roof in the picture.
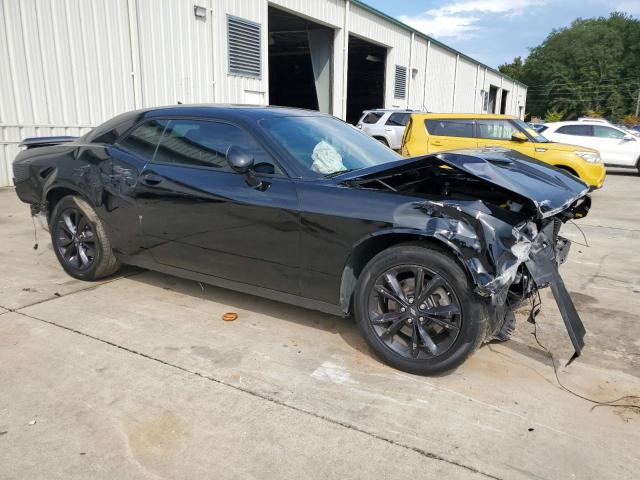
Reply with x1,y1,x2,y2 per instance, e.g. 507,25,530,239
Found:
85,104,330,144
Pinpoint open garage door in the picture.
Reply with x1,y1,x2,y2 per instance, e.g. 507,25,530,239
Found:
268,7,333,113
346,36,386,124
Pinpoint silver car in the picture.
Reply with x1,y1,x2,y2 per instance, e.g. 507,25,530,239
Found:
356,109,414,150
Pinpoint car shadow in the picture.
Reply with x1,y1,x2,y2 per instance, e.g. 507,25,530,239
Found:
122,268,560,376
126,268,372,356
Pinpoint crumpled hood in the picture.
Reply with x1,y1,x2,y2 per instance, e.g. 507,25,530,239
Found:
340,147,589,218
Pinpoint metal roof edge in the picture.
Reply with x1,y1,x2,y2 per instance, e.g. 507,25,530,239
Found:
350,0,528,89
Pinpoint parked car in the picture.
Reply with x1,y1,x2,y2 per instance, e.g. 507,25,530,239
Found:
577,117,611,125
542,121,640,173
13,105,590,375
401,113,606,189
356,109,414,149
527,122,547,133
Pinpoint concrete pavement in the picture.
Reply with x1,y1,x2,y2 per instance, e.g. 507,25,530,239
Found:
1,174,639,479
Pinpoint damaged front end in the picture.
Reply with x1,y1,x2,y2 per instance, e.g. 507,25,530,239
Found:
342,148,592,358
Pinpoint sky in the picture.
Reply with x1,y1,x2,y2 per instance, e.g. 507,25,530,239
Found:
362,0,640,68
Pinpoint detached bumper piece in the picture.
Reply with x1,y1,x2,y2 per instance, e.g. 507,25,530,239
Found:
525,221,586,361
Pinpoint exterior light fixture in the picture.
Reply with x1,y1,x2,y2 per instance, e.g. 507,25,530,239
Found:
194,5,207,19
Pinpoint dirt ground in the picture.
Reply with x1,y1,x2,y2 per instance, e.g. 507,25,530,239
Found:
1,172,639,479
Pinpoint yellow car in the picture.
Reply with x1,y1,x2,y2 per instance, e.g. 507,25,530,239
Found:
400,113,606,189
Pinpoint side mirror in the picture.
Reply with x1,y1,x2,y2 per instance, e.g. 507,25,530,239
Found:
622,134,635,141
227,146,262,188
511,131,528,142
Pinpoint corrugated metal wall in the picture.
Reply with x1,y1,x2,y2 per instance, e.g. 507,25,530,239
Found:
424,45,456,112
0,0,526,187
0,0,135,187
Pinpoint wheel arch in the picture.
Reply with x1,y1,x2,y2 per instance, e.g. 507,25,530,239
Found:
338,229,473,316
371,135,390,147
45,184,89,221
555,164,579,177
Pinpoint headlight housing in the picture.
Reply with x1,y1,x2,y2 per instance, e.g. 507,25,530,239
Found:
575,151,601,163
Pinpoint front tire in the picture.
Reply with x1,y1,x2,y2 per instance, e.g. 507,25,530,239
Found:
354,244,488,375
50,195,120,281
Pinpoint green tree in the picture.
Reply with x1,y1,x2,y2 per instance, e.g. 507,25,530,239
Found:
508,13,640,122
498,56,524,81
544,109,564,122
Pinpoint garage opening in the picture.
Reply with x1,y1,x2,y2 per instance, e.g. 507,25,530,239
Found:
346,36,387,124
488,85,498,113
268,7,333,113
500,89,509,114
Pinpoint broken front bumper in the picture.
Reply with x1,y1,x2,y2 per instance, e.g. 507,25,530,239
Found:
524,220,586,358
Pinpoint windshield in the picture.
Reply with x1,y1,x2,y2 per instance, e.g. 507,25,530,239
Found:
260,116,401,177
513,118,549,143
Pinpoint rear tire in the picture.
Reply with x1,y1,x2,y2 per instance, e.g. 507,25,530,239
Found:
354,243,488,375
49,195,120,281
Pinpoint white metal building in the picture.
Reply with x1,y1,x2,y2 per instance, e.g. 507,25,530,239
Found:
0,0,527,187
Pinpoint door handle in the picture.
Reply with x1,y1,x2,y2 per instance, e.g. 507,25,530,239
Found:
384,128,393,132
140,172,163,187
432,141,442,146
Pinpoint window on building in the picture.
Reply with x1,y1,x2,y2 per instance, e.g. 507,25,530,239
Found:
476,119,519,140
593,125,626,139
361,112,383,124
556,125,592,137
153,119,281,174
394,65,407,99
228,16,261,77
386,112,411,126
425,119,474,138
118,120,167,159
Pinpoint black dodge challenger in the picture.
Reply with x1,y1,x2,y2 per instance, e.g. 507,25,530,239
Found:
13,105,590,375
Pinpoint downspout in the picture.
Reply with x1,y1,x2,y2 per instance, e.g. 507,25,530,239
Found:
341,0,350,120
451,54,459,111
473,64,479,113
422,40,430,111
407,32,414,109
209,0,216,102
126,0,143,108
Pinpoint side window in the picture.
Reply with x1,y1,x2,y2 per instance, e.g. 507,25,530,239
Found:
153,119,282,175
593,126,626,139
386,113,410,126
362,112,383,124
476,119,519,140
556,125,592,136
118,120,167,159
425,119,474,138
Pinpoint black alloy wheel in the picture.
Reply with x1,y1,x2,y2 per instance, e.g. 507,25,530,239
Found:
54,207,97,270
354,244,488,375
49,195,120,280
368,265,462,359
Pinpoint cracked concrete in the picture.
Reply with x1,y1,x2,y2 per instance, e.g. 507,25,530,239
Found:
1,175,640,479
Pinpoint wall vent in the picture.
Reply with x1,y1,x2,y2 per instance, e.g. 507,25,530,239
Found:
227,16,261,77
394,65,407,99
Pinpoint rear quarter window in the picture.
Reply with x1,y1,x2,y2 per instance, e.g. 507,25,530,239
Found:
556,125,592,136
117,119,167,159
361,112,383,124
386,113,410,126
425,119,474,138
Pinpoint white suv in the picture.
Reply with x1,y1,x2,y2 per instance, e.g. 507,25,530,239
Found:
356,109,414,150
541,121,640,173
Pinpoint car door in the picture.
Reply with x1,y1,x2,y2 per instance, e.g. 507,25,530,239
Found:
591,125,638,166
131,118,301,294
423,118,477,152
475,119,537,157
548,124,595,150
384,112,411,149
